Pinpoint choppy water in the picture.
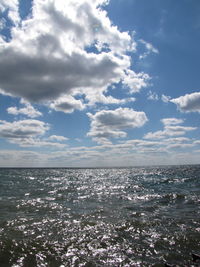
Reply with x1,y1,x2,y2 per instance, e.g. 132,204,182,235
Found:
0,166,200,266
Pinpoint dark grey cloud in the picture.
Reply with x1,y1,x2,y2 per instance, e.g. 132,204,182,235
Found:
0,47,119,102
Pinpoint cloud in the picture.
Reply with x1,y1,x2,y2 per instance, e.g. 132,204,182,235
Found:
0,119,49,139
165,137,190,143
48,135,68,142
1,135,200,167
0,150,44,167
87,107,148,142
161,118,184,126
7,102,42,118
0,0,20,25
50,95,85,113
0,0,149,109
84,92,135,106
139,39,159,54
147,90,159,101
170,92,200,113
144,117,196,139
0,119,69,148
122,70,150,93
161,94,171,103
167,143,194,150
8,137,67,149
139,39,159,59
166,125,196,132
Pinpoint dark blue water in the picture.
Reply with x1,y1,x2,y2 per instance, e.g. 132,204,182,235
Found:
0,166,200,266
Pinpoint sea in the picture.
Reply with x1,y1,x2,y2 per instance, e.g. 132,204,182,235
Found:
0,165,200,267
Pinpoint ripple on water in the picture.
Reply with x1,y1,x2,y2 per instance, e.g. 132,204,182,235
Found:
0,166,200,266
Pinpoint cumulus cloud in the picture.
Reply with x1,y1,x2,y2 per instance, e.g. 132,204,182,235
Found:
48,135,68,142
0,0,149,110
0,119,70,148
0,119,49,139
87,107,148,142
7,102,42,118
50,95,85,113
123,70,150,93
84,91,135,106
170,92,200,113
144,117,196,139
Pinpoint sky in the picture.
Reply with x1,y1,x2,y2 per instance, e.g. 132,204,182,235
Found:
0,0,200,167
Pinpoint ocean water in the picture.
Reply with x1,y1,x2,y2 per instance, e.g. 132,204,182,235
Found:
0,166,200,267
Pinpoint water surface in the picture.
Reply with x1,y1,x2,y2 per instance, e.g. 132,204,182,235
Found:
0,166,200,266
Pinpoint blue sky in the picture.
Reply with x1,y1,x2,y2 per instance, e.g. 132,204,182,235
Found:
0,0,199,167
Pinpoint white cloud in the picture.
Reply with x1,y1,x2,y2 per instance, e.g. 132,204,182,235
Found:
50,95,85,113
0,0,20,25
166,125,196,132
144,130,173,140
92,137,113,145
144,117,196,139
139,39,159,59
1,135,200,167
0,119,49,139
123,70,150,93
7,102,42,118
167,143,194,150
170,92,200,113
161,118,184,126
0,119,69,148
161,94,171,103
84,91,135,106
87,107,148,142
8,137,67,149
193,140,200,145
48,135,68,142
139,39,159,54
0,150,45,167
166,137,191,143
0,0,149,110
147,90,159,101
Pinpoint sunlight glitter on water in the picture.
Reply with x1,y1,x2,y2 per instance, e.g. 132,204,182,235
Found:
0,166,200,266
